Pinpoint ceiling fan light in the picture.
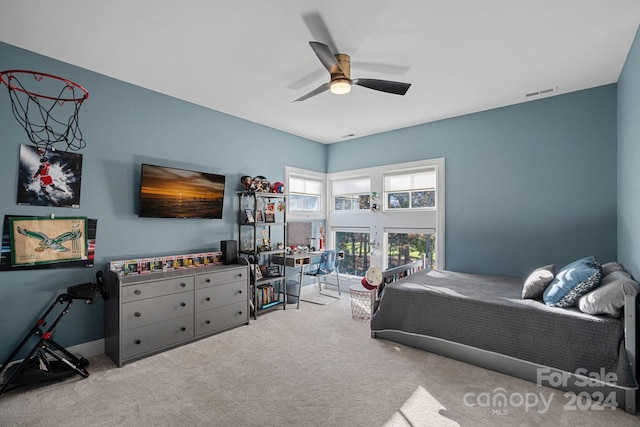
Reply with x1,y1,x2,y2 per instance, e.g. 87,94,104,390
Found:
330,79,351,95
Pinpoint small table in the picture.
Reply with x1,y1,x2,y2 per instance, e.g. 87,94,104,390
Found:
271,252,323,308
271,251,344,308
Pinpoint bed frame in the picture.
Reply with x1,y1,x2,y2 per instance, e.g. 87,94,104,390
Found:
371,263,638,414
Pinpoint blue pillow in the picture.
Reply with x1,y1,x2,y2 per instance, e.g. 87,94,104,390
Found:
543,256,601,307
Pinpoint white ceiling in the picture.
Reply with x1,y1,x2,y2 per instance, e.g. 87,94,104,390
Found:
1,0,640,144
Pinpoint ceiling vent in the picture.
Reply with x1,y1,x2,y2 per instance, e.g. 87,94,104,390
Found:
524,86,559,98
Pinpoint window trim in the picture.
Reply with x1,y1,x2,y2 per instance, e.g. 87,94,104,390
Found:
331,175,372,212
383,167,437,211
327,158,445,271
284,166,326,220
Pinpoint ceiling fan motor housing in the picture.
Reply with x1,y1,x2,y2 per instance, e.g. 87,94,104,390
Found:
334,53,351,79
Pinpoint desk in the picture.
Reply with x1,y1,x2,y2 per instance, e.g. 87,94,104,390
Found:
271,251,343,307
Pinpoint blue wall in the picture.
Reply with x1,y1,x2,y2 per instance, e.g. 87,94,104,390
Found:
618,26,640,280
0,37,629,361
328,86,619,278
0,42,326,359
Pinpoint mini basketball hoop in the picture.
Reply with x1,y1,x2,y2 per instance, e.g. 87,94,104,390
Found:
0,69,89,152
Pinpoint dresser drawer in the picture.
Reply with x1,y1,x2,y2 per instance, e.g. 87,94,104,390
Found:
196,301,248,336
196,268,246,289
122,314,194,360
195,281,247,311
122,291,194,330
122,276,194,303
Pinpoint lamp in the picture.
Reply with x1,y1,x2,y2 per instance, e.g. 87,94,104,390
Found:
330,78,351,95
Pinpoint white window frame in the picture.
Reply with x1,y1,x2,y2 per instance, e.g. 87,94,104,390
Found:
284,166,326,221
383,169,437,211
331,176,371,212
327,158,445,271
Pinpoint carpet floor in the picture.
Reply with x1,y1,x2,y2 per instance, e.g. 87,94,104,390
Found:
1,295,638,426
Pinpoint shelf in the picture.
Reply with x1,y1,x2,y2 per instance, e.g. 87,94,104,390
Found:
237,191,287,199
255,221,286,227
258,300,284,311
237,190,288,319
240,221,286,227
256,276,285,286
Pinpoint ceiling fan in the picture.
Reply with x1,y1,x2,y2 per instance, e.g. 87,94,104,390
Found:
293,41,412,102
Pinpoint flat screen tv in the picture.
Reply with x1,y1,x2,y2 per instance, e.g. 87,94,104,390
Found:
138,163,226,219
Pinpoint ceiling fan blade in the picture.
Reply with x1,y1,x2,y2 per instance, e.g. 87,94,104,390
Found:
309,42,344,76
352,78,411,96
293,83,330,102
302,12,339,54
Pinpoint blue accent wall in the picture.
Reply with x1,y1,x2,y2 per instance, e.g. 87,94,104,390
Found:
0,42,326,359
0,35,633,361
327,86,618,278
618,26,640,280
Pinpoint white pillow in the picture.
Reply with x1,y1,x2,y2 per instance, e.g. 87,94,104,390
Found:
521,264,555,299
577,271,639,317
601,262,624,278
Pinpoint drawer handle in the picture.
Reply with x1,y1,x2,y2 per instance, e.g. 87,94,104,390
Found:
134,312,141,317
205,297,211,302
238,311,243,315
238,273,243,278
135,339,141,345
205,278,211,283
238,290,243,294
206,320,211,325
180,327,186,332
134,290,142,295
180,302,186,307
180,282,186,287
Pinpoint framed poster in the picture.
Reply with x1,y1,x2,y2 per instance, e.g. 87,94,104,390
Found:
9,216,88,267
0,215,96,271
17,144,83,208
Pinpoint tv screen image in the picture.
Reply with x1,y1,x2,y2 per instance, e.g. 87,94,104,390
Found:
138,163,226,219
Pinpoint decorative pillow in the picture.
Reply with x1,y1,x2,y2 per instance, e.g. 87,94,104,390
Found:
577,271,640,317
601,269,631,284
601,262,624,278
543,256,602,308
522,264,555,299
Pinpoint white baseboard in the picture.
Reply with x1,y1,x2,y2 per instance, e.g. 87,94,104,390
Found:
66,338,104,359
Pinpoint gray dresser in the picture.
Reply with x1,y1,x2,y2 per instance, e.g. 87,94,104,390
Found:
104,264,249,367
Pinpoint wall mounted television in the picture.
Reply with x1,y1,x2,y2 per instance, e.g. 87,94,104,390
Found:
138,163,226,219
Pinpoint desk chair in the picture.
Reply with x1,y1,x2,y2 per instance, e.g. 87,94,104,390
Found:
304,249,341,298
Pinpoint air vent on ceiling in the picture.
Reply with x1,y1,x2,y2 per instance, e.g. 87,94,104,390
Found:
524,86,559,98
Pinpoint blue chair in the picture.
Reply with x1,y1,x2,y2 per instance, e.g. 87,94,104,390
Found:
305,249,341,298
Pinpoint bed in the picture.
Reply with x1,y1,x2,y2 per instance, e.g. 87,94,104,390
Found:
370,260,639,413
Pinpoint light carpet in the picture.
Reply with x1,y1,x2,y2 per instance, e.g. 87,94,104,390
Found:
1,296,638,427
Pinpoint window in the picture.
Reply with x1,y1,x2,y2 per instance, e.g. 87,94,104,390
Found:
285,167,325,220
386,229,436,270
327,158,445,273
335,229,371,276
384,170,436,210
332,177,371,211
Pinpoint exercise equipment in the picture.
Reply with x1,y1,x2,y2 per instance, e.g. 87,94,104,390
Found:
0,271,108,395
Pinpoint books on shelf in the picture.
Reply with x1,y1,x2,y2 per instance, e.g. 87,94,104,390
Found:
257,284,280,308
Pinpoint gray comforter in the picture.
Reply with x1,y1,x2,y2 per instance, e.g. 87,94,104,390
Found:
370,269,636,389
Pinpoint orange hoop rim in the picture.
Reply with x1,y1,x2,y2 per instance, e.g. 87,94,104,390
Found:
0,69,89,102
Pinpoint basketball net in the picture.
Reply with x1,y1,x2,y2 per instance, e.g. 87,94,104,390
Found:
0,70,89,152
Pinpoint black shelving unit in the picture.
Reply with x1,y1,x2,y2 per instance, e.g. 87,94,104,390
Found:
237,191,287,319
